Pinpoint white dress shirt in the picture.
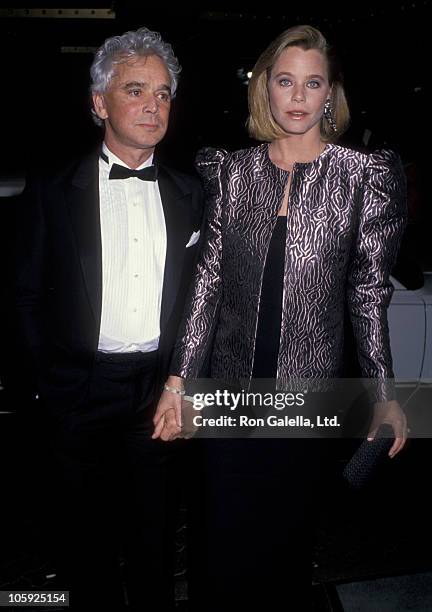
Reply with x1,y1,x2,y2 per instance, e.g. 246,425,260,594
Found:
98,143,167,353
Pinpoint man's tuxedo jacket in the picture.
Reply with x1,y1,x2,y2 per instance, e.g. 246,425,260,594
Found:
16,150,204,410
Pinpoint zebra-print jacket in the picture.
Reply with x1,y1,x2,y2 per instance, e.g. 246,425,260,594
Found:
170,143,407,392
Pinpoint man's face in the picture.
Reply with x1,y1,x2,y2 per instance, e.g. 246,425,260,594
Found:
92,54,172,156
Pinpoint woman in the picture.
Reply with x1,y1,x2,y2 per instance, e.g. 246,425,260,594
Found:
154,25,408,610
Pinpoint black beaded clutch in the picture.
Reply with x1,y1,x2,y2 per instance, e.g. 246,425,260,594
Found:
343,424,394,490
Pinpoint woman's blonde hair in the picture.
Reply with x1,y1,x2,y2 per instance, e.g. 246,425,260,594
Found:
247,25,350,142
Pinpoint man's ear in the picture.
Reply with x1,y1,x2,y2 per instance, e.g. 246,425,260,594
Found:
92,92,108,121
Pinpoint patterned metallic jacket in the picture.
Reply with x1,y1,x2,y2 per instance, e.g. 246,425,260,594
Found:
171,143,407,388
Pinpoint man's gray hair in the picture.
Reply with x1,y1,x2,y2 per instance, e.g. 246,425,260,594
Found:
90,26,181,126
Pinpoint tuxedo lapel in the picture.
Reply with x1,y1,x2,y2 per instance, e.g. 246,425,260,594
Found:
65,152,102,326
63,155,195,345
158,165,193,332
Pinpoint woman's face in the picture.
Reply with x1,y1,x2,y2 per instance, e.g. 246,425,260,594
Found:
268,46,331,138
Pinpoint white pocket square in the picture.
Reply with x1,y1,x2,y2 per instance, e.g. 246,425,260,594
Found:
186,230,200,248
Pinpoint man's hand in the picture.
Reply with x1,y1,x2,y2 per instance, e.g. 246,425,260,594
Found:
367,399,408,458
180,398,199,439
153,408,182,441
153,399,199,442
152,375,184,441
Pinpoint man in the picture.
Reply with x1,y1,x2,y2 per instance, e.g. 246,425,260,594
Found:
16,27,203,612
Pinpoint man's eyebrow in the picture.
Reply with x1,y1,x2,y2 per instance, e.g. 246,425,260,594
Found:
157,84,171,92
122,81,145,89
121,81,171,91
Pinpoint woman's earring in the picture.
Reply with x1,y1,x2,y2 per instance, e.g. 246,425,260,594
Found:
324,99,337,133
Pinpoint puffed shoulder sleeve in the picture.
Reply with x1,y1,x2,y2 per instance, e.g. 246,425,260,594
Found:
195,146,228,180
169,147,228,378
347,149,407,389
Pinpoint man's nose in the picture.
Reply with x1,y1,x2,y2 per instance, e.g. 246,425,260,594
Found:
142,94,158,113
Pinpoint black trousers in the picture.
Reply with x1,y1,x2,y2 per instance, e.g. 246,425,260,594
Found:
49,351,177,612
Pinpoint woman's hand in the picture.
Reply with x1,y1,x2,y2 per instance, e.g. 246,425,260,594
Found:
368,399,408,458
152,376,184,441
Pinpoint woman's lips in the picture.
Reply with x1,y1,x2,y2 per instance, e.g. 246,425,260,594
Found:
287,111,308,120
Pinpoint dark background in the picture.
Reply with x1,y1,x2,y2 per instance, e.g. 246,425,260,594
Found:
1,4,431,608
0,1,430,174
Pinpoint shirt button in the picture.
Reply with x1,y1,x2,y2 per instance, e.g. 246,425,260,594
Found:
134,274,139,278
133,238,138,243
133,308,137,313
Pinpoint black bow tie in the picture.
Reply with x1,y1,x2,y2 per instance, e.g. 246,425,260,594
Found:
109,163,158,182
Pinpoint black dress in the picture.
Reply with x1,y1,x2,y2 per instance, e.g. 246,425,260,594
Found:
190,217,318,611
252,216,286,380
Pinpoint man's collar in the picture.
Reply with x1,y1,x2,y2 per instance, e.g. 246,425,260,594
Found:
100,142,154,170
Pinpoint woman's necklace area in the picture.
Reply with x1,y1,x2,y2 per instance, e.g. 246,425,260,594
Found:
270,140,326,171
